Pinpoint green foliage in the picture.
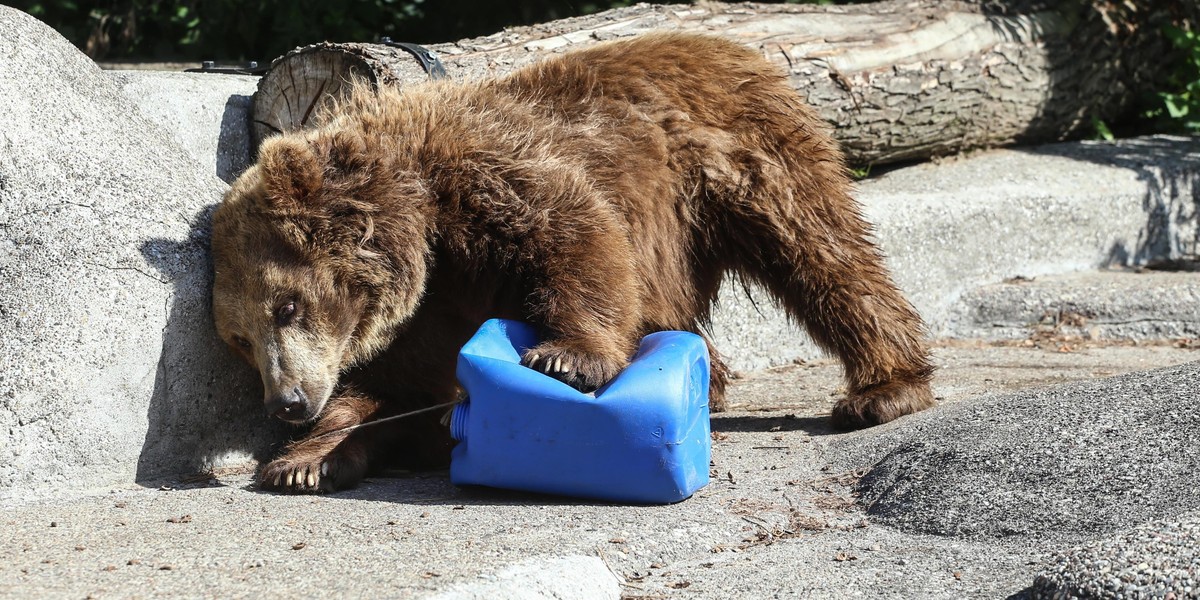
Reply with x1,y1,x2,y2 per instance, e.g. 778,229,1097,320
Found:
10,0,666,61
1144,24,1200,133
1091,115,1115,141
13,0,437,60
14,0,844,62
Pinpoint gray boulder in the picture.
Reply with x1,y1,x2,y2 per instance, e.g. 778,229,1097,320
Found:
825,361,1200,541
107,70,257,183
1031,512,1200,599
0,7,279,499
951,270,1200,342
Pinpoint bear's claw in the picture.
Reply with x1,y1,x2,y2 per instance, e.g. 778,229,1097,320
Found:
259,459,334,494
521,343,624,393
523,352,574,375
257,441,369,495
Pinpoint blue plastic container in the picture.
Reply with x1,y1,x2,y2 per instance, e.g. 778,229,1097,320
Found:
449,319,711,503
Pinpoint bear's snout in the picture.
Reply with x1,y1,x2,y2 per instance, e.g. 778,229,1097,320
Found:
265,387,309,422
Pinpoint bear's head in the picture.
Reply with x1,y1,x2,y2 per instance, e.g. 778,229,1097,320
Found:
211,129,433,423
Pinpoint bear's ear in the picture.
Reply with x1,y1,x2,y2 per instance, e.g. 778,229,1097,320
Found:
321,129,370,176
257,136,324,211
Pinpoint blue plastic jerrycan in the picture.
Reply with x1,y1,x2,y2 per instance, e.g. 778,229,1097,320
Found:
449,319,711,503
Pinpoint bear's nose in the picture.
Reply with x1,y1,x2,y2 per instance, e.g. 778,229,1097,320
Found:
265,388,307,420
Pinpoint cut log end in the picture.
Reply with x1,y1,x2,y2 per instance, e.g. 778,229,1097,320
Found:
251,44,433,148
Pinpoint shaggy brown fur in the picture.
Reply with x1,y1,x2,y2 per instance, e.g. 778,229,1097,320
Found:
212,32,935,493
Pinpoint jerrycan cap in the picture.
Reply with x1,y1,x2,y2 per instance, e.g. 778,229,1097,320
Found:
449,402,470,441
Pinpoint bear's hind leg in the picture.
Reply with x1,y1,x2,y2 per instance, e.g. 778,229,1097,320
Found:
752,227,934,428
721,163,934,428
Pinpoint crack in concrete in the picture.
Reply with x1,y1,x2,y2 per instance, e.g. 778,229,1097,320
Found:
83,261,170,285
987,317,1200,328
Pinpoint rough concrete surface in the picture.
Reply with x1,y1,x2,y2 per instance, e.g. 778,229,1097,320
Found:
826,361,1200,541
0,7,280,499
1031,511,1200,599
108,70,258,183
1,343,1196,599
428,556,621,600
951,268,1200,342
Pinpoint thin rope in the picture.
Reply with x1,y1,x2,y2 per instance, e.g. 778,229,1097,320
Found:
310,399,461,440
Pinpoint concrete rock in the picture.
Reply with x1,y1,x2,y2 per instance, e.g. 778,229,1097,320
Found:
710,136,1200,370
0,7,279,499
949,269,1200,342
427,555,620,600
825,361,1200,541
1030,512,1200,600
108,70,257,183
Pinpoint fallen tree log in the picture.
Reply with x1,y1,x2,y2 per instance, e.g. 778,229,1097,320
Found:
252,0,1187,166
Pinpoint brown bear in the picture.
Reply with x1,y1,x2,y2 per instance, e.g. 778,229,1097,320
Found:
212,32,935,493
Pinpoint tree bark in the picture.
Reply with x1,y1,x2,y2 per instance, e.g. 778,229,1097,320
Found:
252,0,1186,166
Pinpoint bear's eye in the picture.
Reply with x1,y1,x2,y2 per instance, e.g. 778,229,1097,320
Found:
233,336,252,350
275,301,297,326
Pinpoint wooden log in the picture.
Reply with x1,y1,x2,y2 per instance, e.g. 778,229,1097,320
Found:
252,42,433,145
252,0,1181,166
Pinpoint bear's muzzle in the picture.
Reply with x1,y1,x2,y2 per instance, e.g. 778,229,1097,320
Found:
265,386,309,422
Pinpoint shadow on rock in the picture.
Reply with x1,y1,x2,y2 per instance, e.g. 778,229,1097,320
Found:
711,414,836,436
1024,136,1200,267
216,94,253,184
135,204,288,484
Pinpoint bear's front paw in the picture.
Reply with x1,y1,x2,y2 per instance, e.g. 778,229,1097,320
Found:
831,378,935,430
521,342,625,393
257,451,366,494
